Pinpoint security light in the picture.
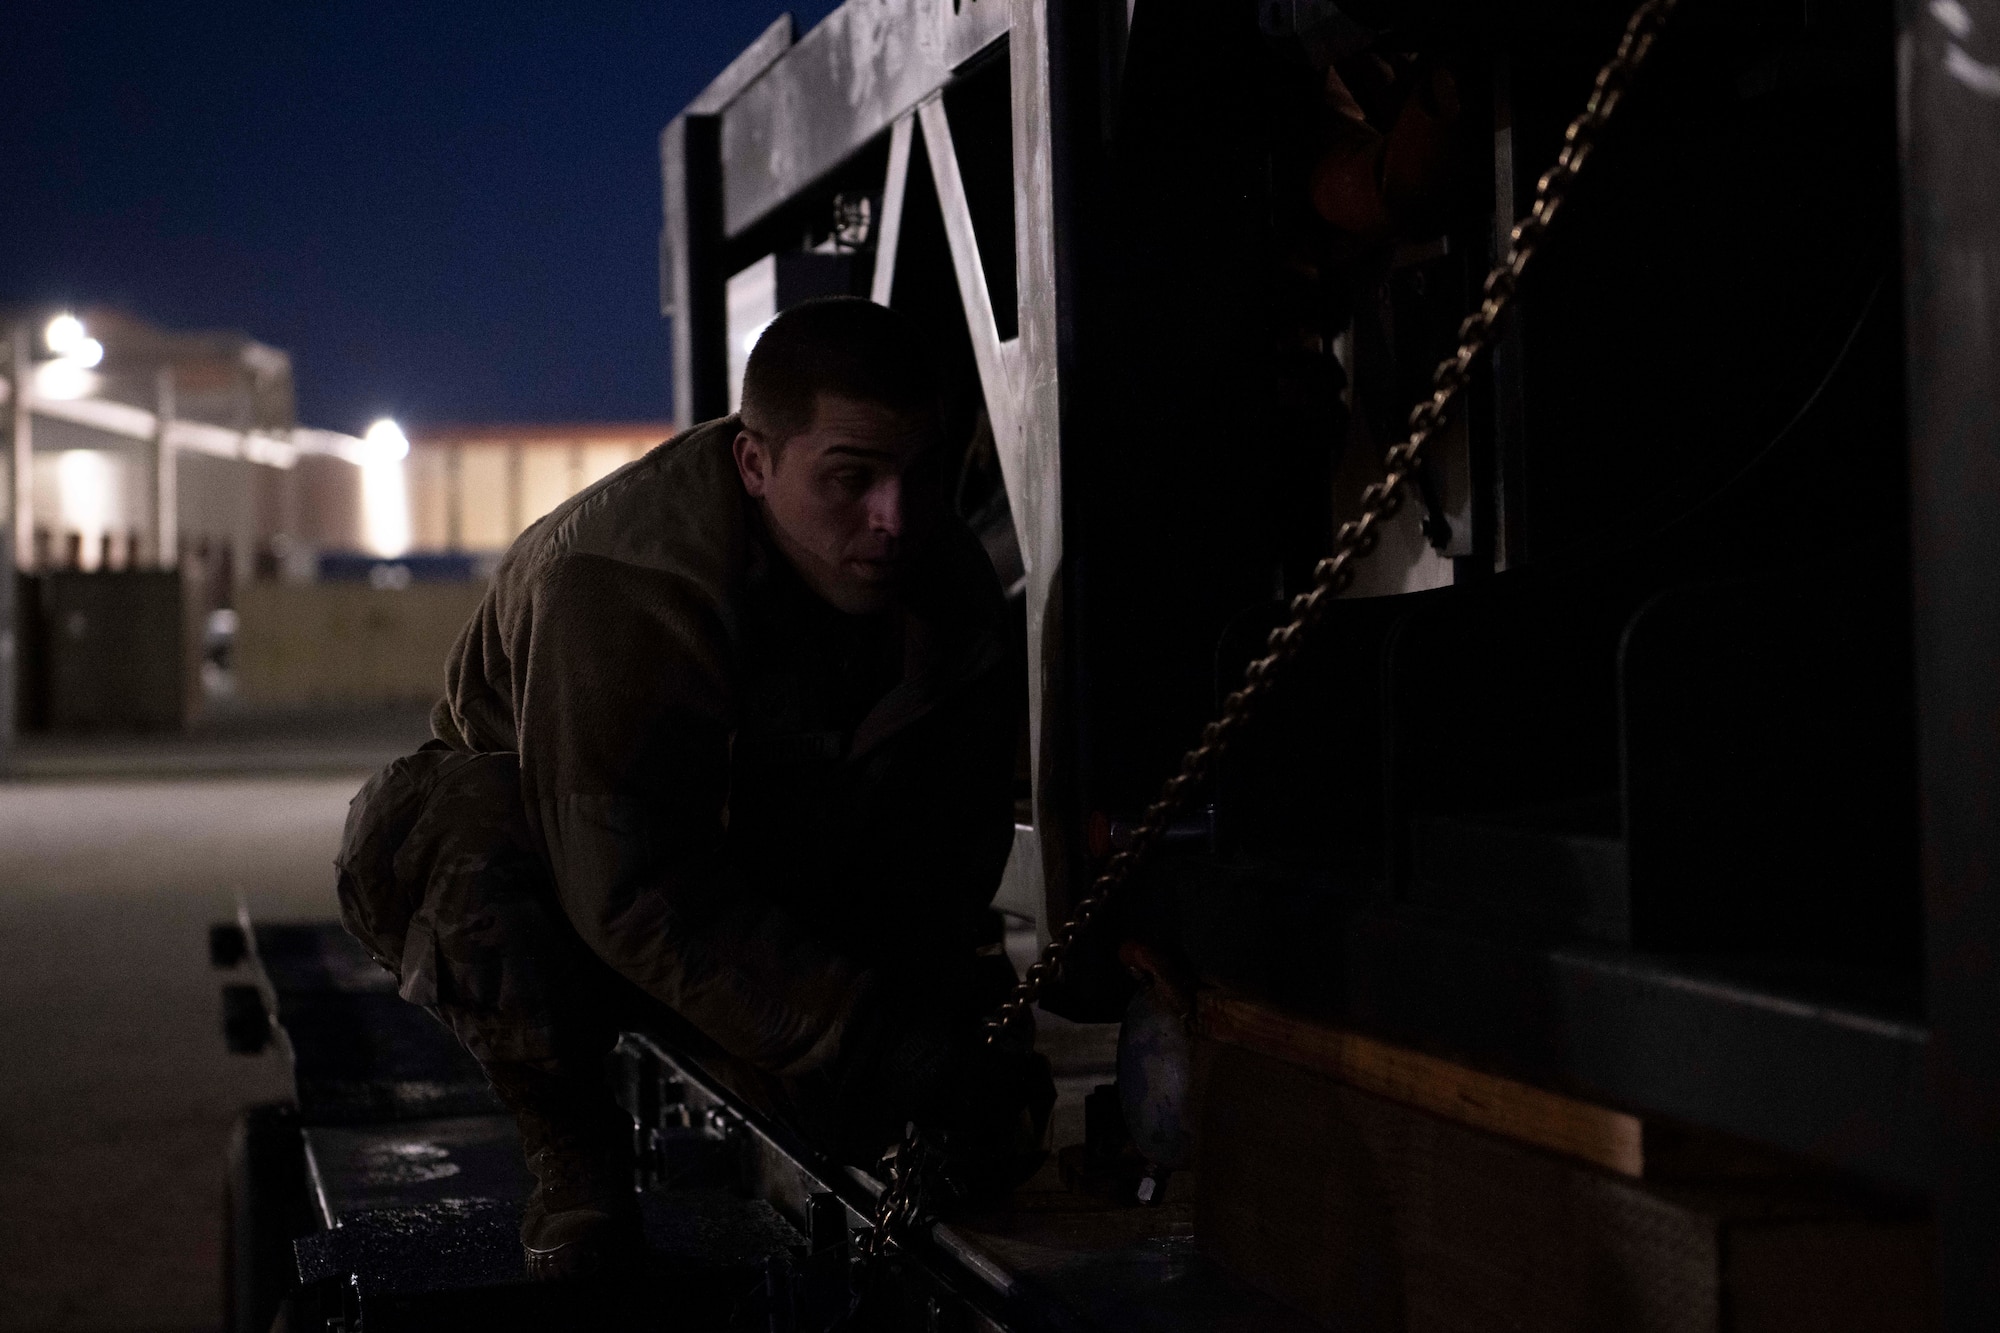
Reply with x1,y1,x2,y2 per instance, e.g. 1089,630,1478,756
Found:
363,418,411,463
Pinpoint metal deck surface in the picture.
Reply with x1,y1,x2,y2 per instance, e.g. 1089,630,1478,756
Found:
243,918,1316,1330
245,919,501,1123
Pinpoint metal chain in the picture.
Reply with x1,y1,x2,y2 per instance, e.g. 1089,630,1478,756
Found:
854,1132,936,1261
862,0,1682,1260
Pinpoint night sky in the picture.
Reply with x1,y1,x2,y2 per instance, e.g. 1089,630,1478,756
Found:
1,1,841,433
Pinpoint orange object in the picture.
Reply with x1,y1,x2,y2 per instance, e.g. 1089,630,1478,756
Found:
1308,65,1461,242
1384,67,1462,234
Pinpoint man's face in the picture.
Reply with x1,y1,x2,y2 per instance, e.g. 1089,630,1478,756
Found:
733,394,944,615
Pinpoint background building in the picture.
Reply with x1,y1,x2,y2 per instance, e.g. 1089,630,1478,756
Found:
400,422,669,556
1,305,672,736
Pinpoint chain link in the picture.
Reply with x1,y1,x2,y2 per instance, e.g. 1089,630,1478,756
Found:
854,1132,934,1261
862,0,1682,1259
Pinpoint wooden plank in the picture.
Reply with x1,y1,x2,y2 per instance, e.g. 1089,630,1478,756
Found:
1198,989,1645,1177
1199,1039,1933,1332
1197,1041,1708,1333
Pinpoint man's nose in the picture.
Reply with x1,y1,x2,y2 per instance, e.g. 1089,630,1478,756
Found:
867,477,904,539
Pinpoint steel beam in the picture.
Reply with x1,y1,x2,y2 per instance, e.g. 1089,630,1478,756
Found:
661,114,728,430
906,4,1076,934
1900,0,2000,1323
868,114,917,305
720,0,1011,237
917,96,1023,497
660,17,793,429
998,0,1073,939
917,87,1047,924
687,13,794,116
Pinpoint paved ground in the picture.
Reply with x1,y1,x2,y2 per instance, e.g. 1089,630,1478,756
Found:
5,705,433,782
0,778,375,1333
0,713,424,1333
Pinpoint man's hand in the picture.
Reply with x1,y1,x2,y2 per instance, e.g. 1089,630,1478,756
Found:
934,1038,1055,1201
834,998,1054,1199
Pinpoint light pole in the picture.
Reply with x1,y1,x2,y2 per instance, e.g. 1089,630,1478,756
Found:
154,364,177,569
1,312,110,768
8,323,29,572
1,322,33,772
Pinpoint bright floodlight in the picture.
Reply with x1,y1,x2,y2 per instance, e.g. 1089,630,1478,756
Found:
359,420,412,558
34,359,99,402
73,337,105,369
364,418,411,463
45,313,85,356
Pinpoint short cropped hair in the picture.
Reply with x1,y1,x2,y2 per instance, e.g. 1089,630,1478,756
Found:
739,296,940,450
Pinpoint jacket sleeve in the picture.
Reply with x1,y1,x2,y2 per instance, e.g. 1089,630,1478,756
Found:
513,548,869,1079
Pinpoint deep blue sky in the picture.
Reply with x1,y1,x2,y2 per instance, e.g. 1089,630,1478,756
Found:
0,1,840,432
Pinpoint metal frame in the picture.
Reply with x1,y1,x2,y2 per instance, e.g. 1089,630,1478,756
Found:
663,0,2000,1319
867,116,915,306
665,0,1069,931
614,1032,1026,1332
661,113,728,427
661,15,796,430
717,0,1011,238
1900,0,2000,1323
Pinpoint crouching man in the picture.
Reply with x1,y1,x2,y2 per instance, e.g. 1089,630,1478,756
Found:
336,298,1051,1279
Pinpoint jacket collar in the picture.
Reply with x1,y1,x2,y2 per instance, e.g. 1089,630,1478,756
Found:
740,492,1009,760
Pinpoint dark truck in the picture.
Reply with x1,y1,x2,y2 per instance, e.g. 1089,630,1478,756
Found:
217,0,1999,1328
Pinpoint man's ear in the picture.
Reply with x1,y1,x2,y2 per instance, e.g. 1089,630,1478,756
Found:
733,429,770,498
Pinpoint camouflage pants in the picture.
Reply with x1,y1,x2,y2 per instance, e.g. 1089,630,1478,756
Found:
336,746,616,1074
333,744,838,1153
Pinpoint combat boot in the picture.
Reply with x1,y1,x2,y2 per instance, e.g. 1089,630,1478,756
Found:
488,1065,643,1281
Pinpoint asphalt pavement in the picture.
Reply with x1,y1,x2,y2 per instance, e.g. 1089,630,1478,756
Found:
0,712,424,1333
